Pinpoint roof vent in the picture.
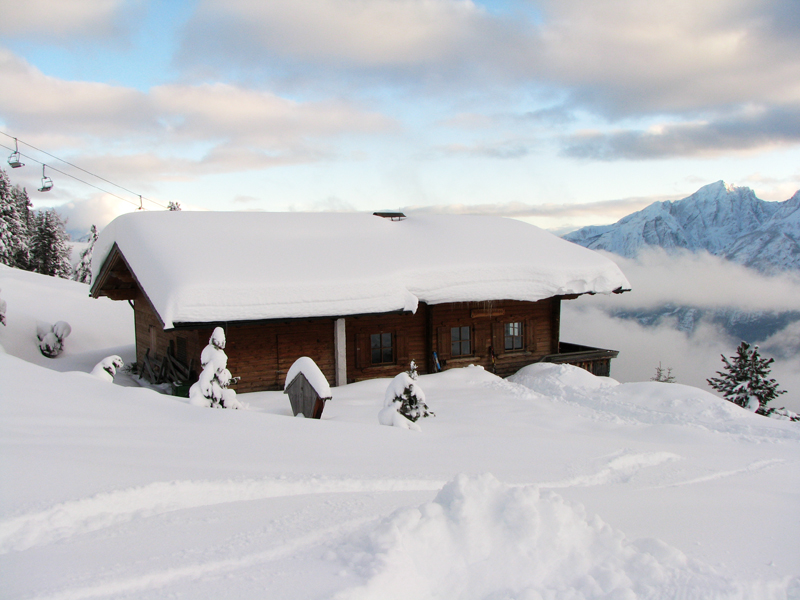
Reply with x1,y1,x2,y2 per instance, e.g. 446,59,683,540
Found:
373,211,406,221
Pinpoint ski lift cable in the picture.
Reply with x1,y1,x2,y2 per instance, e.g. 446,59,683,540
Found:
0,142,160,209
0,131,168,209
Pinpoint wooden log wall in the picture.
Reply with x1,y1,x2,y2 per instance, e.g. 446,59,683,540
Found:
132,296,563,394
345,306,429,383
133,295,203,381
429,298,559,378
224,318,336,393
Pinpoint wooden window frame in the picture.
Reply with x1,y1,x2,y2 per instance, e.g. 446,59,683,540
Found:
450,325,472,357
504,322,524,351
370,332,394,365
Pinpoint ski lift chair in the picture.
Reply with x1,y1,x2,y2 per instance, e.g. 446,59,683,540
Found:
7,138,24,168
7,151,24,168
38,165,53,192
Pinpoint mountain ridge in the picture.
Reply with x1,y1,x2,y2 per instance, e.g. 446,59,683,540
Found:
564,181,800,274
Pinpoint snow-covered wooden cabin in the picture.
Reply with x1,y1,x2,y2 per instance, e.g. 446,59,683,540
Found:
90,211,629,393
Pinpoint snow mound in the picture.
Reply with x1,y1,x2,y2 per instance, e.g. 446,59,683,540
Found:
509,364,800,439
337,473,754,599
509,362,619,397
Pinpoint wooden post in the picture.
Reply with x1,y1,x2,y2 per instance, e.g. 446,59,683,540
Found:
334,318,346,386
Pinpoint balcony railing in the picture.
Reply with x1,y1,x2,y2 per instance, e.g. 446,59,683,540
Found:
542,342,619,377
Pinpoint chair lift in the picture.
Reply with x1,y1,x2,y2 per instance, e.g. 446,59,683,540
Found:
7,138,24,168
38,165,53,192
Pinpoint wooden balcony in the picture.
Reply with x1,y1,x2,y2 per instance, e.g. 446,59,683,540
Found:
543,342,619,377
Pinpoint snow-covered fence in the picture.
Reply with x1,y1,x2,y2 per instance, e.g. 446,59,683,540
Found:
284,357,331,419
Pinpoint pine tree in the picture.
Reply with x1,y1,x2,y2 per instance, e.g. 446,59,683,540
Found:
0,169,32,269
651,362,676,383
72,224,98,284
167,201,182,211
707,341,785,411
29,209,72,278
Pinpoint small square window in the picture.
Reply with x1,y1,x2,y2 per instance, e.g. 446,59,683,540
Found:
451,326,471,356
504,322,524,351
371,332,394,364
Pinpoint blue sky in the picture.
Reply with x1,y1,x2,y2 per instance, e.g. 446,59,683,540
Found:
1,0,799,236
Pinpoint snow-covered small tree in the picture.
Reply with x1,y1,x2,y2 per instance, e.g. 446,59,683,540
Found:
0,288,6,326
167,201,182,211
29,209,72,279
72,224,98,284
651,362,675,383
90,355,124,382
407,359,419,380
189,327,241,409
36,320,71,358
707,341,785,412
383,369,434,423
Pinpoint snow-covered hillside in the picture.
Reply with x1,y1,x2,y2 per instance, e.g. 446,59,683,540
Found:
564,181,800,274
1,268,798,599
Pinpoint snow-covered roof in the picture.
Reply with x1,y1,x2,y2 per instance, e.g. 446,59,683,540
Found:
92,211,630,328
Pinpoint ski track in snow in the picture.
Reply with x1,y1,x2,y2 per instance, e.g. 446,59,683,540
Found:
539,451,681,489
26,517,374,600
647,458,788,489
0,477,445,555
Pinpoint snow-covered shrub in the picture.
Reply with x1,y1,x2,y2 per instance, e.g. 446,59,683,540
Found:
189,327,242,409
0,288,6,326
90,355,124,382
36,320,71,358
707,341,785,412
382,368,434,427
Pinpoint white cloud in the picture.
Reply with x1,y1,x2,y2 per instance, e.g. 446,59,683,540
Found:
591,249,800,313
0,0,136,40
0,49,394,182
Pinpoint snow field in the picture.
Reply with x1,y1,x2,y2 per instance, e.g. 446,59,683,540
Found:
1,267,799,599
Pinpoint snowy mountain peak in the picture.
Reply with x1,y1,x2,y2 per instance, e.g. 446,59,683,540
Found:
564,183,800,274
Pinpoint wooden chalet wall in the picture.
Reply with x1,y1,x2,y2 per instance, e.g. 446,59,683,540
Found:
223,318,336,393
429,298,559,378
132,295,562,393
133,296,205,381
346,306,429,383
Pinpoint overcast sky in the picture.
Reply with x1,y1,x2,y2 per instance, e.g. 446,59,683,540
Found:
1,0,799,232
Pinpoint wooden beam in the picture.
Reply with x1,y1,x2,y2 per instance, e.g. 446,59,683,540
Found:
471,308,504,318
101,289,138,301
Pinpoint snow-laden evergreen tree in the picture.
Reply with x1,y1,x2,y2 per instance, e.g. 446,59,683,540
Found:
0,288,6,326
707,341,785,412
29,209,72,279
189,327,241,409
72,225,98,284
382,366,434,424
167,201,182,211
0,168,32,269
651,362,676,383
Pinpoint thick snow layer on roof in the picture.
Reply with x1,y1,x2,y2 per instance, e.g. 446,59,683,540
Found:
93,211,629,328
